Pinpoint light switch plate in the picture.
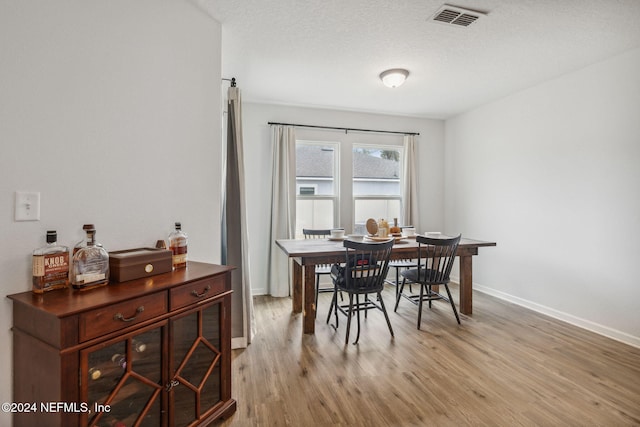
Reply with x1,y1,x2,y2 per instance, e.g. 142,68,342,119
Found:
15,191,40,221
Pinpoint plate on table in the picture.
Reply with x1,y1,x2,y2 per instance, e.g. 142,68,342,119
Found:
328,236,347,241
365,236,407,243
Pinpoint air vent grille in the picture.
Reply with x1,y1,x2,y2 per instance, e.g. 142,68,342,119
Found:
430,4,485,27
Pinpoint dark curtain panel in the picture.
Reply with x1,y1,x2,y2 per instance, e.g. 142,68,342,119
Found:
222,86,253,346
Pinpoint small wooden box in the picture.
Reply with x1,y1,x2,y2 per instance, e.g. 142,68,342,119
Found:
109,247,172,283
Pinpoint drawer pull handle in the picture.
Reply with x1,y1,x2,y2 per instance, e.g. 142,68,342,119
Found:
113,306,145,322
191,285,211,298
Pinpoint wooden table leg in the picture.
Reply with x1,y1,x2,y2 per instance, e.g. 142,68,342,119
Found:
303,265,316,334
459,255,473,315
292,260,302,313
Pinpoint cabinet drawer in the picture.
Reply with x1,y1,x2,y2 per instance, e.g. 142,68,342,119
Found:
170,276,225,311
79,292,167,342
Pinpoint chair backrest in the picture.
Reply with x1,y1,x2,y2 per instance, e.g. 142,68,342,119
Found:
415,234,461,285
339,239,394,292
303,229,331,239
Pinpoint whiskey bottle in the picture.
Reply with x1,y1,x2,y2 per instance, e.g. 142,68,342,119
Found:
32,230,70,293
72,226,109,290
73,224,102,255
168,222,187,269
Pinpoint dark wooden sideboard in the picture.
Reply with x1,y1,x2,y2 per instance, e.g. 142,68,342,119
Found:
7,261,236,427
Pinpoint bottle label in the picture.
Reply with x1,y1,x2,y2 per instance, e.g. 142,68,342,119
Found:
172,253,187,264
33,253,69,277
33,255,45,277
170,245,187,266
76,272,106,284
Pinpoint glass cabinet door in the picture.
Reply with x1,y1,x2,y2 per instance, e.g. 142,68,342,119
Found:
82,324,165,427
170,301,222,427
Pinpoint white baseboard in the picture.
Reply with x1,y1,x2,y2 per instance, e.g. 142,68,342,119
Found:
451,278,640,349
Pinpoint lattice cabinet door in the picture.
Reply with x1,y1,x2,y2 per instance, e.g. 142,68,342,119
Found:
169,300,224,427
81,322,167,427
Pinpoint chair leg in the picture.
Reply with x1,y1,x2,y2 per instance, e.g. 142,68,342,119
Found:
345,294,354,345
394,277,406,312
395,267,400,298
417,284,425,330
354,294,362,345
378,291,394,338
444,284,461,324
326,286,337,326
315,274,320,319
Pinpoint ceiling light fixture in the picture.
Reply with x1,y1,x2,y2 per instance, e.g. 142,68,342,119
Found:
379,68,409,88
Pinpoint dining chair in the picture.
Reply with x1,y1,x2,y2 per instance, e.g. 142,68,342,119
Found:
327,239,395,344
385,226,418,297
302,228,341,317
386,258,418,297
394,234,461,329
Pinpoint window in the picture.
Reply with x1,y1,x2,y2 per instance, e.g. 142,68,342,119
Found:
294,139,404,236
352,145,402,234
295,141,339,237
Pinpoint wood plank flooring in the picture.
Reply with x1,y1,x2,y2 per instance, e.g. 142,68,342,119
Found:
219,284,640,426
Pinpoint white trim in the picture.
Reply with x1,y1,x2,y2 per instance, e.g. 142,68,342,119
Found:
450,277,640,349
232,336,248,349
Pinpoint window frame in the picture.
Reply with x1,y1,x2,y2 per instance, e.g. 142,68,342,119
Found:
295,140,340,234
352,143,404,229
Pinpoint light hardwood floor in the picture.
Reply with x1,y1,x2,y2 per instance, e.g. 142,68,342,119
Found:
219,284,640,426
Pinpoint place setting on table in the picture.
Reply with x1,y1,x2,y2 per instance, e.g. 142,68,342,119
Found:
327,218,420,244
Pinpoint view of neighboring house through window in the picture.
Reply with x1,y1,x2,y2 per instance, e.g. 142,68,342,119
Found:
295,140,403,237
295,141,338,237
353,144,402,234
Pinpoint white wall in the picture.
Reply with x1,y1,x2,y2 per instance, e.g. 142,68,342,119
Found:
0,1,222,423
445,47,640,347
242,103,444,295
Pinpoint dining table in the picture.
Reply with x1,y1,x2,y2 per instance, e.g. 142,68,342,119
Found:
276,235,496,334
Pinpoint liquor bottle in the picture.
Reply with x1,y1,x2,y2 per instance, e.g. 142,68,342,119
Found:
390,218,401,235
32,230,70,293
168,222,187,269
73,224,102,255
71,226,109,290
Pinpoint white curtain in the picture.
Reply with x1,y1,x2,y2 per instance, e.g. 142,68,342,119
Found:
402,134,419,229
268,125,296,297
222,86,255,348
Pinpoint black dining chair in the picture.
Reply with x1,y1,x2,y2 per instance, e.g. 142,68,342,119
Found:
327,239,395,344
394,234,461,329
385,226,418,297
386,258,418,297
302,228,341,317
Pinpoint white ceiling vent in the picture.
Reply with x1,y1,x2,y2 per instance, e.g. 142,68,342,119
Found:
430,4,486,27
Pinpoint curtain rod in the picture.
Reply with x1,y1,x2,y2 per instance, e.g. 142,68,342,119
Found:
267,122,419,136
222,77,236,87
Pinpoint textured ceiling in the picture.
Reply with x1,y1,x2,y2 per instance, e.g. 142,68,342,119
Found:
196,0,640,119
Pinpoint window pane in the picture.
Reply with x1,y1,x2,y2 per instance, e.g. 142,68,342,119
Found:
353,147,401,196
295,199,335,238
296,143,336,196
354,198,401,233
295,141,338,237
